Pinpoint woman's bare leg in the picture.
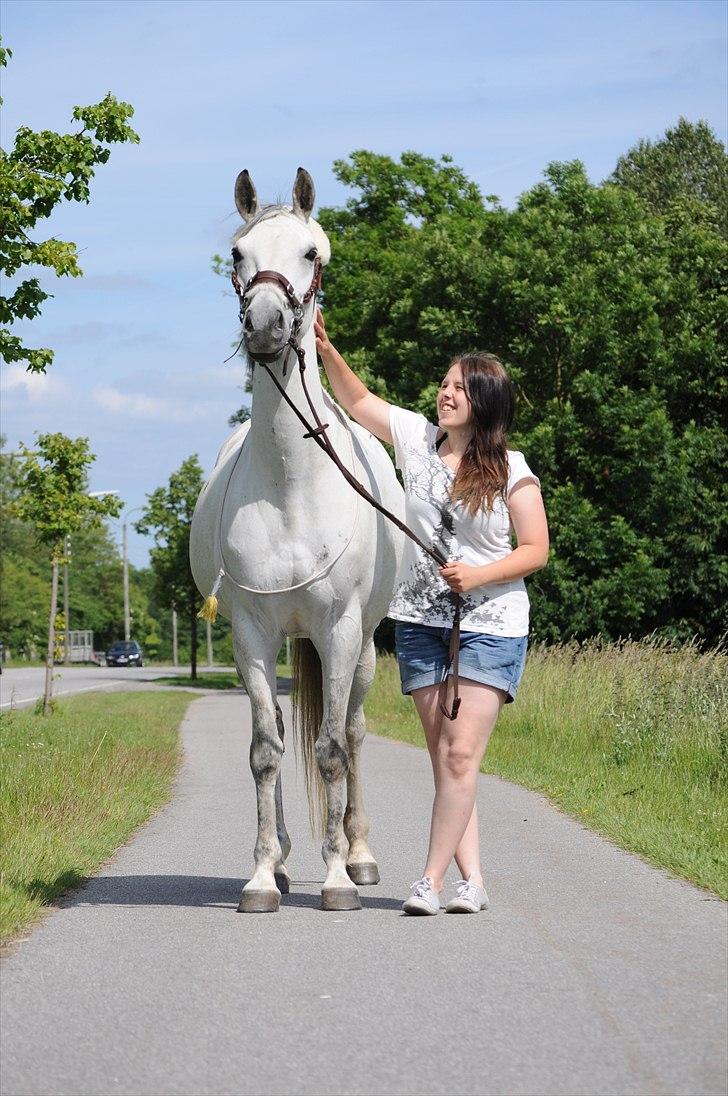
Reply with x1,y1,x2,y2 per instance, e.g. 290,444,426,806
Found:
412,686,488,886
454,802,481,884
411,679,505,890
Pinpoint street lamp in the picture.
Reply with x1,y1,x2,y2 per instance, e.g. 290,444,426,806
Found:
63,490,118,664
121,507,144,642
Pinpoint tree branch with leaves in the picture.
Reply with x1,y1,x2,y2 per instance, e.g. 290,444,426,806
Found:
0,42,139,373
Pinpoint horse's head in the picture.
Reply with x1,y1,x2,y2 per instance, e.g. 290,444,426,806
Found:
232,168,331,363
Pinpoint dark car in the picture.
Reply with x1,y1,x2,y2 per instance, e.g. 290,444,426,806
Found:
106,640,144,668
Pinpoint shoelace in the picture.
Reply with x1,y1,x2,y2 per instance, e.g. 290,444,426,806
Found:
411,877,435,897
454,879,481,904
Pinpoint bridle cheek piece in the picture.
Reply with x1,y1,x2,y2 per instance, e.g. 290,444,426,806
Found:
228,256,462,721
231,258,322,374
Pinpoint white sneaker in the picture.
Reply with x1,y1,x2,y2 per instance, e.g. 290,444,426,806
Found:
402,876,441,915
445,876,489,913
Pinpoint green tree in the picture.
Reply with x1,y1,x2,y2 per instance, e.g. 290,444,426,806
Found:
317,140,727,646
13,434,121,711
0,43,139,373
1,444,141,658
227,405,250,429
610,116,728,237
1,446,48,659
135,457,205,680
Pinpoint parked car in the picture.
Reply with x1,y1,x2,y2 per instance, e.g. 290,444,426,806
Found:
106,640,144,668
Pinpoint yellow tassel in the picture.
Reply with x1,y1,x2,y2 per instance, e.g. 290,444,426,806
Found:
198,568,224,622
197,595,218,623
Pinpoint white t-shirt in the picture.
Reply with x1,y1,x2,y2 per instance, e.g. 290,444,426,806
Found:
387,405,541,637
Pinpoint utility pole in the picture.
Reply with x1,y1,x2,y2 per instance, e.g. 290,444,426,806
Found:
123,520,130,640
172,608,178,667
72,492,116,662
120,506,142,641
206,618,213,668
63,534,70,665
44,560,59,716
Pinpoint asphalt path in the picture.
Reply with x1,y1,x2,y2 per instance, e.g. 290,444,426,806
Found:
0,665,236,710
1,691,726,1096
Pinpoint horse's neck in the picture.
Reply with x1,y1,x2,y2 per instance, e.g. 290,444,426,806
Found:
247,327,339,484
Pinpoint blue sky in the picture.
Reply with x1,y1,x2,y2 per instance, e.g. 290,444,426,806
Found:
2,0,726,565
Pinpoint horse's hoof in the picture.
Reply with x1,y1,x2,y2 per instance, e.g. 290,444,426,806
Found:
237,889,281,913
346,862,380,886
321,887,362,911
274,871,290,895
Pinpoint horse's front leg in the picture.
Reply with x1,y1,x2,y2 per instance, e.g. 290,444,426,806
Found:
234,619,286,913
344,636,380,886
273,700,292,895
313,615,362,912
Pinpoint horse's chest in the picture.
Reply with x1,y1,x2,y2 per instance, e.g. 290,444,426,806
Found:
220,468,359,593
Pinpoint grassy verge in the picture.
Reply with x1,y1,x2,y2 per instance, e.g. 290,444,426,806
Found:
0,690,197,943
364,638,727,899
154,665,291,688
153,672,243,689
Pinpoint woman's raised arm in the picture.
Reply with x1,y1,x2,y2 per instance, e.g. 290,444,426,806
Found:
314,308,394,445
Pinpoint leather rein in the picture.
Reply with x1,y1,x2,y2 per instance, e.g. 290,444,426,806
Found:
231,258,462,721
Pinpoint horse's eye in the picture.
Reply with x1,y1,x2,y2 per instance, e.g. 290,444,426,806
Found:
305,247,318,262
232,246,243,264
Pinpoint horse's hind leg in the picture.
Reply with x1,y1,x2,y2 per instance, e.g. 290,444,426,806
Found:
273,701,291,895
344,637,380,886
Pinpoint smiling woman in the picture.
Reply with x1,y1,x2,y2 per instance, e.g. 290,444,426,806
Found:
315,315,549,914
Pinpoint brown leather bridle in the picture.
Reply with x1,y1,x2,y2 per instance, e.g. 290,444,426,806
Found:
230,255,462,720
231,258,322,373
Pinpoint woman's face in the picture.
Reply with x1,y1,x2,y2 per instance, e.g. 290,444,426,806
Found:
437,363,471,430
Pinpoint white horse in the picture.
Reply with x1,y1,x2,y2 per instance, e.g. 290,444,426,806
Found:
190,168,404,912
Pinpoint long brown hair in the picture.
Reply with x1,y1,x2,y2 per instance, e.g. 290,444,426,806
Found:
446,352,516,516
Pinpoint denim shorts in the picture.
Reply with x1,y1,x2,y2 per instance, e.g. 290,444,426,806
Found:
394,621,528,704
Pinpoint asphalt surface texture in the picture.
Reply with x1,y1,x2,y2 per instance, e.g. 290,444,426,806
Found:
1,689,726,1096
0,665,237,710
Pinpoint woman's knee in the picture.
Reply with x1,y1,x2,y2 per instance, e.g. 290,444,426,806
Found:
437,737,481,781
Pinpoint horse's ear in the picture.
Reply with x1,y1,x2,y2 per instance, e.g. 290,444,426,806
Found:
235,170,259,222
292,167,315,221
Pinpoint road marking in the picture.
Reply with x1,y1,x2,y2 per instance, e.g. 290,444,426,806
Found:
1,681,122,710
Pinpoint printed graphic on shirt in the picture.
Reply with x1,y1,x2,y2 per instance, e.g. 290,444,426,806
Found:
387,404,539,637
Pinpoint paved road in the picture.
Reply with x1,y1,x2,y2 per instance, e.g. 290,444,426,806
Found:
1,692,726,1096
0,665,237,710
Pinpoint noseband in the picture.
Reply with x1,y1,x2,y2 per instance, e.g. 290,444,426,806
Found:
231,258,322,371
228,254,462,721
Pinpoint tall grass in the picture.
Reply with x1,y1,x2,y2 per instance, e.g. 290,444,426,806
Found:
364,636,728,898
0,690,196,943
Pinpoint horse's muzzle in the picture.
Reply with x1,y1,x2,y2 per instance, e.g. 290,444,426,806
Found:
242,294,292,362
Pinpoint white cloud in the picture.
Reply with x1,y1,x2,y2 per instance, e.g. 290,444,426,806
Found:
92,385,221,423
51,321,124,345
82,273,158,293
1,365,69,403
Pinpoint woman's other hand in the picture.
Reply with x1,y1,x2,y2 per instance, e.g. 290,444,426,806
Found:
439,561,483,594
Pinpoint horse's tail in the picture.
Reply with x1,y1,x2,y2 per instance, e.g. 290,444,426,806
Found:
290,638,327,836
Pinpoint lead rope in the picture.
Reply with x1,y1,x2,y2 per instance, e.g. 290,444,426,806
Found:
259,337,462,722
212,262,461,720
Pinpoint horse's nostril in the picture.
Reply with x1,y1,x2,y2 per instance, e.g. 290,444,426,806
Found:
273,310,285,333
244,312,255,332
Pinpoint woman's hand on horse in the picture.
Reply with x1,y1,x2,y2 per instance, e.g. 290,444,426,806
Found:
314,307,333,359
439,561,482,594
